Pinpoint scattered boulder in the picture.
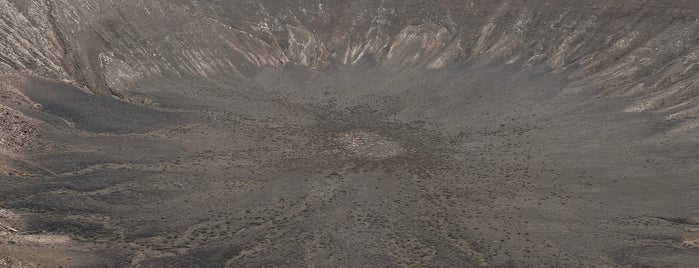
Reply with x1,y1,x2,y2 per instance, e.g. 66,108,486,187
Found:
0,105,36,154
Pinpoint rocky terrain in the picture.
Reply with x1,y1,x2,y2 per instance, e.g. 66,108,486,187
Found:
0,0,698,267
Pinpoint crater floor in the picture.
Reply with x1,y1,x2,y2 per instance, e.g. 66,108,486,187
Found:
0,66,696,267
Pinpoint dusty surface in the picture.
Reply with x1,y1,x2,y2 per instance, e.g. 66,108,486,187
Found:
0,0,698,267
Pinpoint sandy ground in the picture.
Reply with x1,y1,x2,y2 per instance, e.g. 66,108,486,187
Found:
0,64,696,267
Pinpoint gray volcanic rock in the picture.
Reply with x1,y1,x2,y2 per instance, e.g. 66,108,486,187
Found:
0,1,698,267
1,0,697,114
0,105,35,154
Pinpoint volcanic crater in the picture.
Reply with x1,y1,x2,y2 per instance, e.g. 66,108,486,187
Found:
0,0,698,267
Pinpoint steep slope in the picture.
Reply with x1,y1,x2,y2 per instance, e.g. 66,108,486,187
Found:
1,1,697,114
